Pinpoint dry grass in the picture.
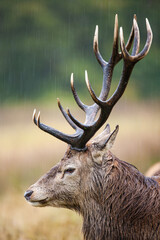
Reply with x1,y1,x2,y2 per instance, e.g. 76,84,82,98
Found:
0,191,82,240
0,101,160,240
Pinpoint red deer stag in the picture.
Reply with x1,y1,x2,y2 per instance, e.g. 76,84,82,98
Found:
24,15,160,239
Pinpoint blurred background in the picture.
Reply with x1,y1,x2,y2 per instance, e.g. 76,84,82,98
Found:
0,0,160,239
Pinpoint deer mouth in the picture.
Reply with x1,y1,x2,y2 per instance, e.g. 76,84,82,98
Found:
28,197,49,207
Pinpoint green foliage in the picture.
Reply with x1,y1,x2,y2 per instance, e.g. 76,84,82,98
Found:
0,0,159,103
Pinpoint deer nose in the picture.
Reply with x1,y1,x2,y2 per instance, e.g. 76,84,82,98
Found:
24,190,33,201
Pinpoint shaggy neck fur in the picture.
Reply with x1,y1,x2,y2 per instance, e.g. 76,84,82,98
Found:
80,152,160,240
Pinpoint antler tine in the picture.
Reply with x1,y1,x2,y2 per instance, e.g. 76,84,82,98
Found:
110,14,121,64
119,18,153,62
131,18,140,55
57,98,77,130
136,18,153,60
113,14,119,47
37,111,41,127
125,14,136,52
110,14,136,64
93,25,107,67
67,108,88,130
32,109,37,125
32,109,83,146
85,70,100,105
70,73,87,112
32,109,41,128
85,70,106,107
119,18,140,60
119,27,130,60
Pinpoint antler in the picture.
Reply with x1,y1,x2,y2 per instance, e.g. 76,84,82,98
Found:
33,15,153,150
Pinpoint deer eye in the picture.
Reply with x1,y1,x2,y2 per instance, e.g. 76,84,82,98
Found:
64,168,75,175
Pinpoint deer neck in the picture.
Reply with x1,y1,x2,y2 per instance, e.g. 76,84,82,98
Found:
80,153,121,240
81,154,160,240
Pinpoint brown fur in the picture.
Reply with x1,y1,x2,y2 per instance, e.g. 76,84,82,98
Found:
25,145,160,240
81,151,160,240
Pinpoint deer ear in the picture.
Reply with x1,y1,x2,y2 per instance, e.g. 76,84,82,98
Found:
92,124,119,149
101,125,119,150
89,125,119,164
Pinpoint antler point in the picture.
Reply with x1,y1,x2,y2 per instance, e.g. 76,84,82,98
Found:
33,108,36,114
32,109,36,122
134,14,137,19
145,18,150,28
116,125,119,130
37,111,40,117
70,73,74,86
37,111,41,127
94,26,99,48
57,98,60,106
85,70,89,86
133,18,137,24
119,27,123,39
66,108,70,115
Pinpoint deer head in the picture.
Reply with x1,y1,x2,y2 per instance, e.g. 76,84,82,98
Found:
24,124,119,209
24,14,152,216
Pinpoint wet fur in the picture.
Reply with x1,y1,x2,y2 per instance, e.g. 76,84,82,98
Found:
27,149,160,239
80,152,160,240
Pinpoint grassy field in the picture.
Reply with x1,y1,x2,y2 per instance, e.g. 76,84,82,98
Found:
0,100,160,240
